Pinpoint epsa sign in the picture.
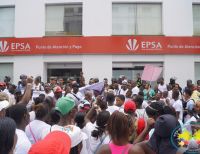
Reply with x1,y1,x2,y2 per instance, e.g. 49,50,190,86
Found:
126,39,162,51
0,40,31,52
11,42,31,51
141,41,162,49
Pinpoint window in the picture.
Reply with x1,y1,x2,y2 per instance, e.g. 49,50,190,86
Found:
193,4,200,35
112,62,163,80
112,3,162,35
0,63,13,82
0,7,15,37
46,4,82,36
195,62,200,83
47,63,82,82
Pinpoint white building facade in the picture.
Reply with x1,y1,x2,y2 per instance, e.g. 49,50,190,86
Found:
0,0,200,87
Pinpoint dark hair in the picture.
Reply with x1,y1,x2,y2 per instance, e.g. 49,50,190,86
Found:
138,91,144,97
145,102,164,118
163,106,176,117
39,94,45,102
99,101,107,111
0,117,16,154
75,112,86,129
96,96,107,110
184,88,192,96
172,90,179,99
35,76,41,83
44,96,54,110
70,142,82,154
92,111,110,139
6,104,28,125
134,95,144,108
116,95,125,102
49,109,61,125
170,78,176,85
32,104,48,120
107,111,129,142
106,93,115,105
33,97,43,105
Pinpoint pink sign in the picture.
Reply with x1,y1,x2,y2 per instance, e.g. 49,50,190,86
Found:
141,65,162,81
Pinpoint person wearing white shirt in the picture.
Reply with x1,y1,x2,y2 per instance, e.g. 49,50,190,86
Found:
172,90,183,122
134,95,148,120
67,82,83,105
25,104,51,144
118,81,128,96
41,96,87,151
169,84,183,101
131,81,139,95
185,101,200,124
115,95,125,113
7,104,31,154
83,106,98,138
106,92,118,114
158,77,168,93
184,88,195,111
88,111,111,154
44,83,54,98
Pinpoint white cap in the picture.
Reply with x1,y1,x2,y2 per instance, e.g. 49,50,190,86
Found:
0,100,9,111
122,80,128,84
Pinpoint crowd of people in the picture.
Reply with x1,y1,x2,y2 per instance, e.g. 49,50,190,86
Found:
0,74,200,154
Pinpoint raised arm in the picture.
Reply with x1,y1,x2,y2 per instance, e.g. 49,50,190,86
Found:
18,77,33,105
134,118,155,144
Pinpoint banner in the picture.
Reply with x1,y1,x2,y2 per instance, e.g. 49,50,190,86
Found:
0,36,200,55
79,82,104,94
141,65,162,81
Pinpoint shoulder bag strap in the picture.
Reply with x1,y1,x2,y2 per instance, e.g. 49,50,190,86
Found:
94,135,107,154
29,124,37,143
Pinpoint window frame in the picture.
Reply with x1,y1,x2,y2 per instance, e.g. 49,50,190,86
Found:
193,3,200,36
0,6,15,38
45,3,83,37
112,2,163,36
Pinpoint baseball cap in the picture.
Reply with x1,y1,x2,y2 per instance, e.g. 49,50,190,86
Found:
53,86,62,93
124,100,136,112
55,97,75,115
28,131,71,154
122,80,128,85
79,100,91,112
0,100,10,111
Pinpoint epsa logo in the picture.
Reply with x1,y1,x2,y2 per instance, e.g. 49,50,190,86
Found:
126,39,162,51
0,41,9,52
0,40,31,52
126,39,139,51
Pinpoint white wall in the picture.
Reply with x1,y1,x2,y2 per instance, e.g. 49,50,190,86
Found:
163,0,193,36
13,56,44,84
15,0,45,37
82,55,112,83
164,55,195,88
83,0,111,36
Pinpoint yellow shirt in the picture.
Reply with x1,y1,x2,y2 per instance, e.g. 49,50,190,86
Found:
191,90,200,103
